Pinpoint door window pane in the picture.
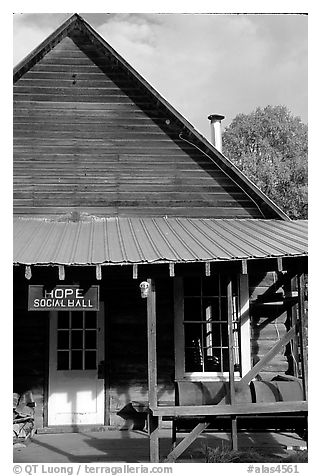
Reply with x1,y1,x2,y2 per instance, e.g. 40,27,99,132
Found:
71,330,83,349
85,350,96,370
58,312,69,329
85,312,97,329
71,350,83,370
57,330,69,349
85,330,96,349
71,312,83,329
57,351,69,370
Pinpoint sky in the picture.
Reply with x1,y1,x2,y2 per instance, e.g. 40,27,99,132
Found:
12,12,308,140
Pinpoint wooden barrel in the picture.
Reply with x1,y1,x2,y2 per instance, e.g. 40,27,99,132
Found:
175,381,252,406
175,381,225,405
251,380,304,403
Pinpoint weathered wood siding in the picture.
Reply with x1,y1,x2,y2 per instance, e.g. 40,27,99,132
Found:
13,32,262,218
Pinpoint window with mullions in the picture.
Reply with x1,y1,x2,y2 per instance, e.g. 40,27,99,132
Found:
183,275,240,375
56,311,98,371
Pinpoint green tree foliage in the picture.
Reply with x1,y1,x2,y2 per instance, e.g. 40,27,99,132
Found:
222,105,308,219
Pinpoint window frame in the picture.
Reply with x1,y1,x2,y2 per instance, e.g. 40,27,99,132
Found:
174,274,251,381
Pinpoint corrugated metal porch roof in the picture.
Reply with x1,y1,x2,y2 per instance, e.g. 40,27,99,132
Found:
13,217,308,266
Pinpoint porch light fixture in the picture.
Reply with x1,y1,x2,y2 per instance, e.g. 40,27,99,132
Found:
139,281,150,299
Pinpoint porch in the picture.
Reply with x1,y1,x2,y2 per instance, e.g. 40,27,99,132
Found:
13,429,307,463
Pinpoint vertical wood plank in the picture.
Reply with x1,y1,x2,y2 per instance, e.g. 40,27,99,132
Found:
58,265,65,281
96,264,102,280
297,274,308,400
239,274,251,376
147,278,157,408
174,277,184,380
285,274,299,377
277,257,283,272
25,265,32,280
205,262,211,276
241,259,248,275
148,412,160,463
227,277,238,450
132,264,138,279
169,263,175,277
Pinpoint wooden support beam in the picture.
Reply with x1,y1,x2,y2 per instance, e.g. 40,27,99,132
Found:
205,262,211,276
277,257,283,272
227,277,238,450
231,417,238,450
174,278,184,380
25,265,32,280
169,263,175,277
285,275,299,377
164,422,210,463
147,278,157,409
133,264,138,279
96,264,102,280
148,412,160,463
239,274,251,375
242,259,248,275
297,274,308,399
151,400,308,417
58,265,65,281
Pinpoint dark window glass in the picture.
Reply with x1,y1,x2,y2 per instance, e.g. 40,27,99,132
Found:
221,322,228,346
202,275,220,296
71,350,83,370
57,312,69,329
222,348,229,372
184,323,202,348
71,330,83,349
71,312,83,329
85,351,96,370
85,330,96,349
185,347,202,372
57,351,69,370
204,351,221,371
184,298,201,321
57,330,69,349
202,298,220,321
85,312,97,329
183,275,240,374
184,277,201,296
208,323,221,347
220,298,227,321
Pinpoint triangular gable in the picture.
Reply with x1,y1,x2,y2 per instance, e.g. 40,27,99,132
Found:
13,14,288,220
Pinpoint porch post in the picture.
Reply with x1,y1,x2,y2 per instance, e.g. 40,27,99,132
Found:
285,274,299,377
227,277,238,450
297,274,308,400
147,278,159,462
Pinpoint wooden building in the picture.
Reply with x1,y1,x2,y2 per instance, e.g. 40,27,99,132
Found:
13,14,307,460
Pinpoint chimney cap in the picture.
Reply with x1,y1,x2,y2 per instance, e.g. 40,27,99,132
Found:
208,114,225,122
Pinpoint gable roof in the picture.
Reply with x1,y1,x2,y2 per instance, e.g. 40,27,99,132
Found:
13,13,289,220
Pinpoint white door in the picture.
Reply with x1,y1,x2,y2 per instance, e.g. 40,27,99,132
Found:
48,305,105,425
